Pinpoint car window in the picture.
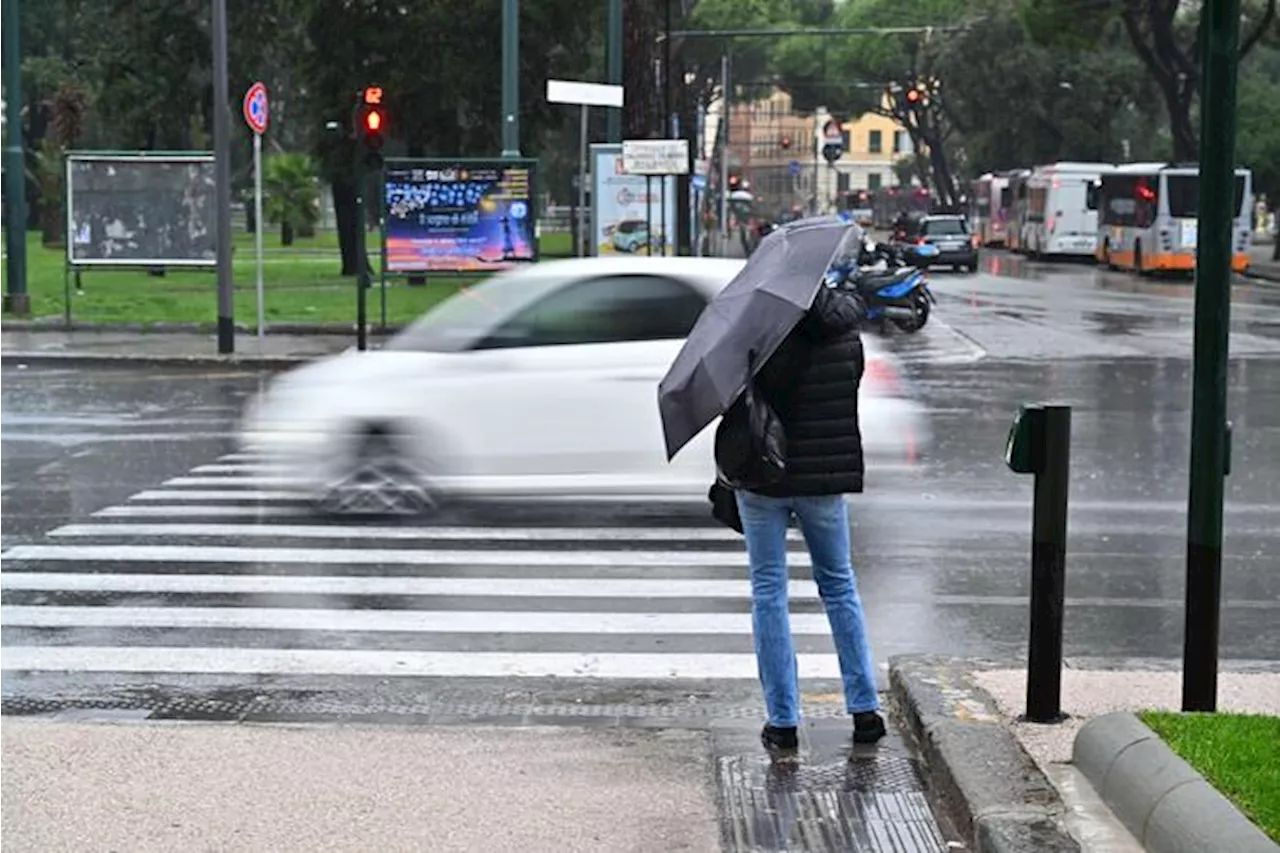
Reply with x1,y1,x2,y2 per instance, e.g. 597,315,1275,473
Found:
924,218,968,235
476,274,707,349
384,272,564,353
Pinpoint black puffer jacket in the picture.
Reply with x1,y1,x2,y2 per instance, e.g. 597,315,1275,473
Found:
751,285,866,497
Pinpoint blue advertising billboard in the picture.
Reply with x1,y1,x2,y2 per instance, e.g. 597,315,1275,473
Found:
383,159,537,272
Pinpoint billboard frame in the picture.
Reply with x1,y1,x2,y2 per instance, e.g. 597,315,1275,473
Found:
589,143,677,258
64,150,218,269
60,150,217,327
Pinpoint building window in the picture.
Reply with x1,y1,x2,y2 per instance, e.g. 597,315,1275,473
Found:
868,130,882,154
841,130,851,152
893,131,911,154
868,172,882,190
837,172,850,193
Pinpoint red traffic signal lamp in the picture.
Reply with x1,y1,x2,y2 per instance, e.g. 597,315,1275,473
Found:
354,85,387,151
780,134,792,150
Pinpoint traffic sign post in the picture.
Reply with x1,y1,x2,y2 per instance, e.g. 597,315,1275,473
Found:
547,80,625,257
623,139,688,257
242,82,269,344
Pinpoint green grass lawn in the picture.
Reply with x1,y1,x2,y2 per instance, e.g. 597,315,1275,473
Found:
1139,711,1280,842
2,228,575,327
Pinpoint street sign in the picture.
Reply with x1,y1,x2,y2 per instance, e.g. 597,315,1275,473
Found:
546,79,624,108
621,139,690,175
691,174,707,191
242,82,269,135
789,160,801,177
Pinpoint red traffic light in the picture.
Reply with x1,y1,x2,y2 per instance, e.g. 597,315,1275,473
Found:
780,135,792,150
365,109,383,132
905,88,922,104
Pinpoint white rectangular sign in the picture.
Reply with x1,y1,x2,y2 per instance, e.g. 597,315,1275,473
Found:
546,79,624,108
622,139,690,175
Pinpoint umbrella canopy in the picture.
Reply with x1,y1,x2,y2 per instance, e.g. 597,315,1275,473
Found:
658,216,860,460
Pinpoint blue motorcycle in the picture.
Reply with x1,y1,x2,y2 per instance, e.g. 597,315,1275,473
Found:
826,248,936,333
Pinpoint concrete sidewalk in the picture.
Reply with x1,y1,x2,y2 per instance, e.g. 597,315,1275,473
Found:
1,720,721,853
1,329,357,367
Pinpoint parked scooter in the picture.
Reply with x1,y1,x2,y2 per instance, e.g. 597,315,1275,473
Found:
826,239,936,333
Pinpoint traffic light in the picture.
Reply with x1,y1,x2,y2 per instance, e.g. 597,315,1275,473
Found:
903,84,928,109
780,135,792,150
353,85,387,152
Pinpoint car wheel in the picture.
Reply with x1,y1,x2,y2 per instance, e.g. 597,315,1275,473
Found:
318,426,435,516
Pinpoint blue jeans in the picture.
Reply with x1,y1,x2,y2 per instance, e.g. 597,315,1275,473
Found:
735,490,879,727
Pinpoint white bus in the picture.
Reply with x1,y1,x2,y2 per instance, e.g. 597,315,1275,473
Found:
1020,162,1115,258
1096,163,1253,275
970,172,1012,247
1005,169,1033,253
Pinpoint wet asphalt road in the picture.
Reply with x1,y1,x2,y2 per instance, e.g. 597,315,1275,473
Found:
3,255,1279,715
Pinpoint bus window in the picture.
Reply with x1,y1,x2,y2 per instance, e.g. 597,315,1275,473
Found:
1086,181,1101,211
1166,175,1248,218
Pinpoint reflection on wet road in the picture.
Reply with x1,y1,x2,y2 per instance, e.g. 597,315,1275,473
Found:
3,262,1279,713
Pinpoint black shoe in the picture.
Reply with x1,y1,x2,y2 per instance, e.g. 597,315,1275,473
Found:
852,712,886,744
761,724,799,756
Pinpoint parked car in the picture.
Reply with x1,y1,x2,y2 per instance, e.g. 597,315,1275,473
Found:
903,214,979,272
239,257,932,514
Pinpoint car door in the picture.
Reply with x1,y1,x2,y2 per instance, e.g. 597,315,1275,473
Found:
437,273,709,491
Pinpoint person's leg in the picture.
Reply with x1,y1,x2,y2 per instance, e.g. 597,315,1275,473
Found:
735,489,800,730
791,494,880,716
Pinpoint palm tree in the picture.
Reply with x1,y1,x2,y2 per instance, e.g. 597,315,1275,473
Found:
264,152,321,245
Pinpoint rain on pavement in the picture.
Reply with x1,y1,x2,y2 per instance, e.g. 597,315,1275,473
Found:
3,255,1279,715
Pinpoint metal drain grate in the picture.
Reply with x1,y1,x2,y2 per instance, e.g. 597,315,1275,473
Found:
719,754,947,853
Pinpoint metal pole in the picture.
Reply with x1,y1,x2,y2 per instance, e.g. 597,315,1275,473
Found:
253,133,265,342
606,0,623,143
1025,404,1071,723
355,156,368,351
661,176,668,256
646,176,653,256
3,0,29,315
719,53,730,245
501,0,520,157
212,0,234,354
578,104,588,257
1182,0,1240,714
663,0,673,136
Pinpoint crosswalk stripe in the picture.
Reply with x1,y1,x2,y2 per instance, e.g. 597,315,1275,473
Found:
93,505,311,519
190,463,290,474
128,490,308,502
0,606,828,634
0,572,822,599
48,522,797,543
0,646,844,679
165,475,307,487
3,543,807,567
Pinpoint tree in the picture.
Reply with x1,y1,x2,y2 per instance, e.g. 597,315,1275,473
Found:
769,0,970,206
930,0,1167,177
1023,0,1277,161
264,152,321,245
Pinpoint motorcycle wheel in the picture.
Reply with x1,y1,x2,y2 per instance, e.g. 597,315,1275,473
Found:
893,293,930,332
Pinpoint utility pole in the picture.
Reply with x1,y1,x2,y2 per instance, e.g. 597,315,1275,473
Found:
3,0,30,316
606,0,623,143
212,0,234,353
1182,0,1241,713
501,0,520,157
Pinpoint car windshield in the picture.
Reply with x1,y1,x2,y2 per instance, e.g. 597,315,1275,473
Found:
923,218,968,235
384,271,564,353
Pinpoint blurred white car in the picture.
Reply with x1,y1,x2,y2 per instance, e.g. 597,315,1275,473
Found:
239,256,931,513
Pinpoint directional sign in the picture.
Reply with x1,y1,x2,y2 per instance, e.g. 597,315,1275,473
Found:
789,160,801,178
622,139,690,175
691,174,707,191
242,82,269,135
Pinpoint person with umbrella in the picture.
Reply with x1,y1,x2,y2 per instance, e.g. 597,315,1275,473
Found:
658,217,886,756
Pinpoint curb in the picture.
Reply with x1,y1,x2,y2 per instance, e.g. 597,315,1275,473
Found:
1,320,405,335
1074,712,1278,853
888,655,1080,853
1,351,314,369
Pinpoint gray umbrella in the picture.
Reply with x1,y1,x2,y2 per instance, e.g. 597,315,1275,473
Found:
658,216,860,460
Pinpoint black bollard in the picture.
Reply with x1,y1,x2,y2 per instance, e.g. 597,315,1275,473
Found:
1005,403,1072,723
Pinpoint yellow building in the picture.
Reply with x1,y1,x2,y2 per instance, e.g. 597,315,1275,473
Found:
812,101,914,210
